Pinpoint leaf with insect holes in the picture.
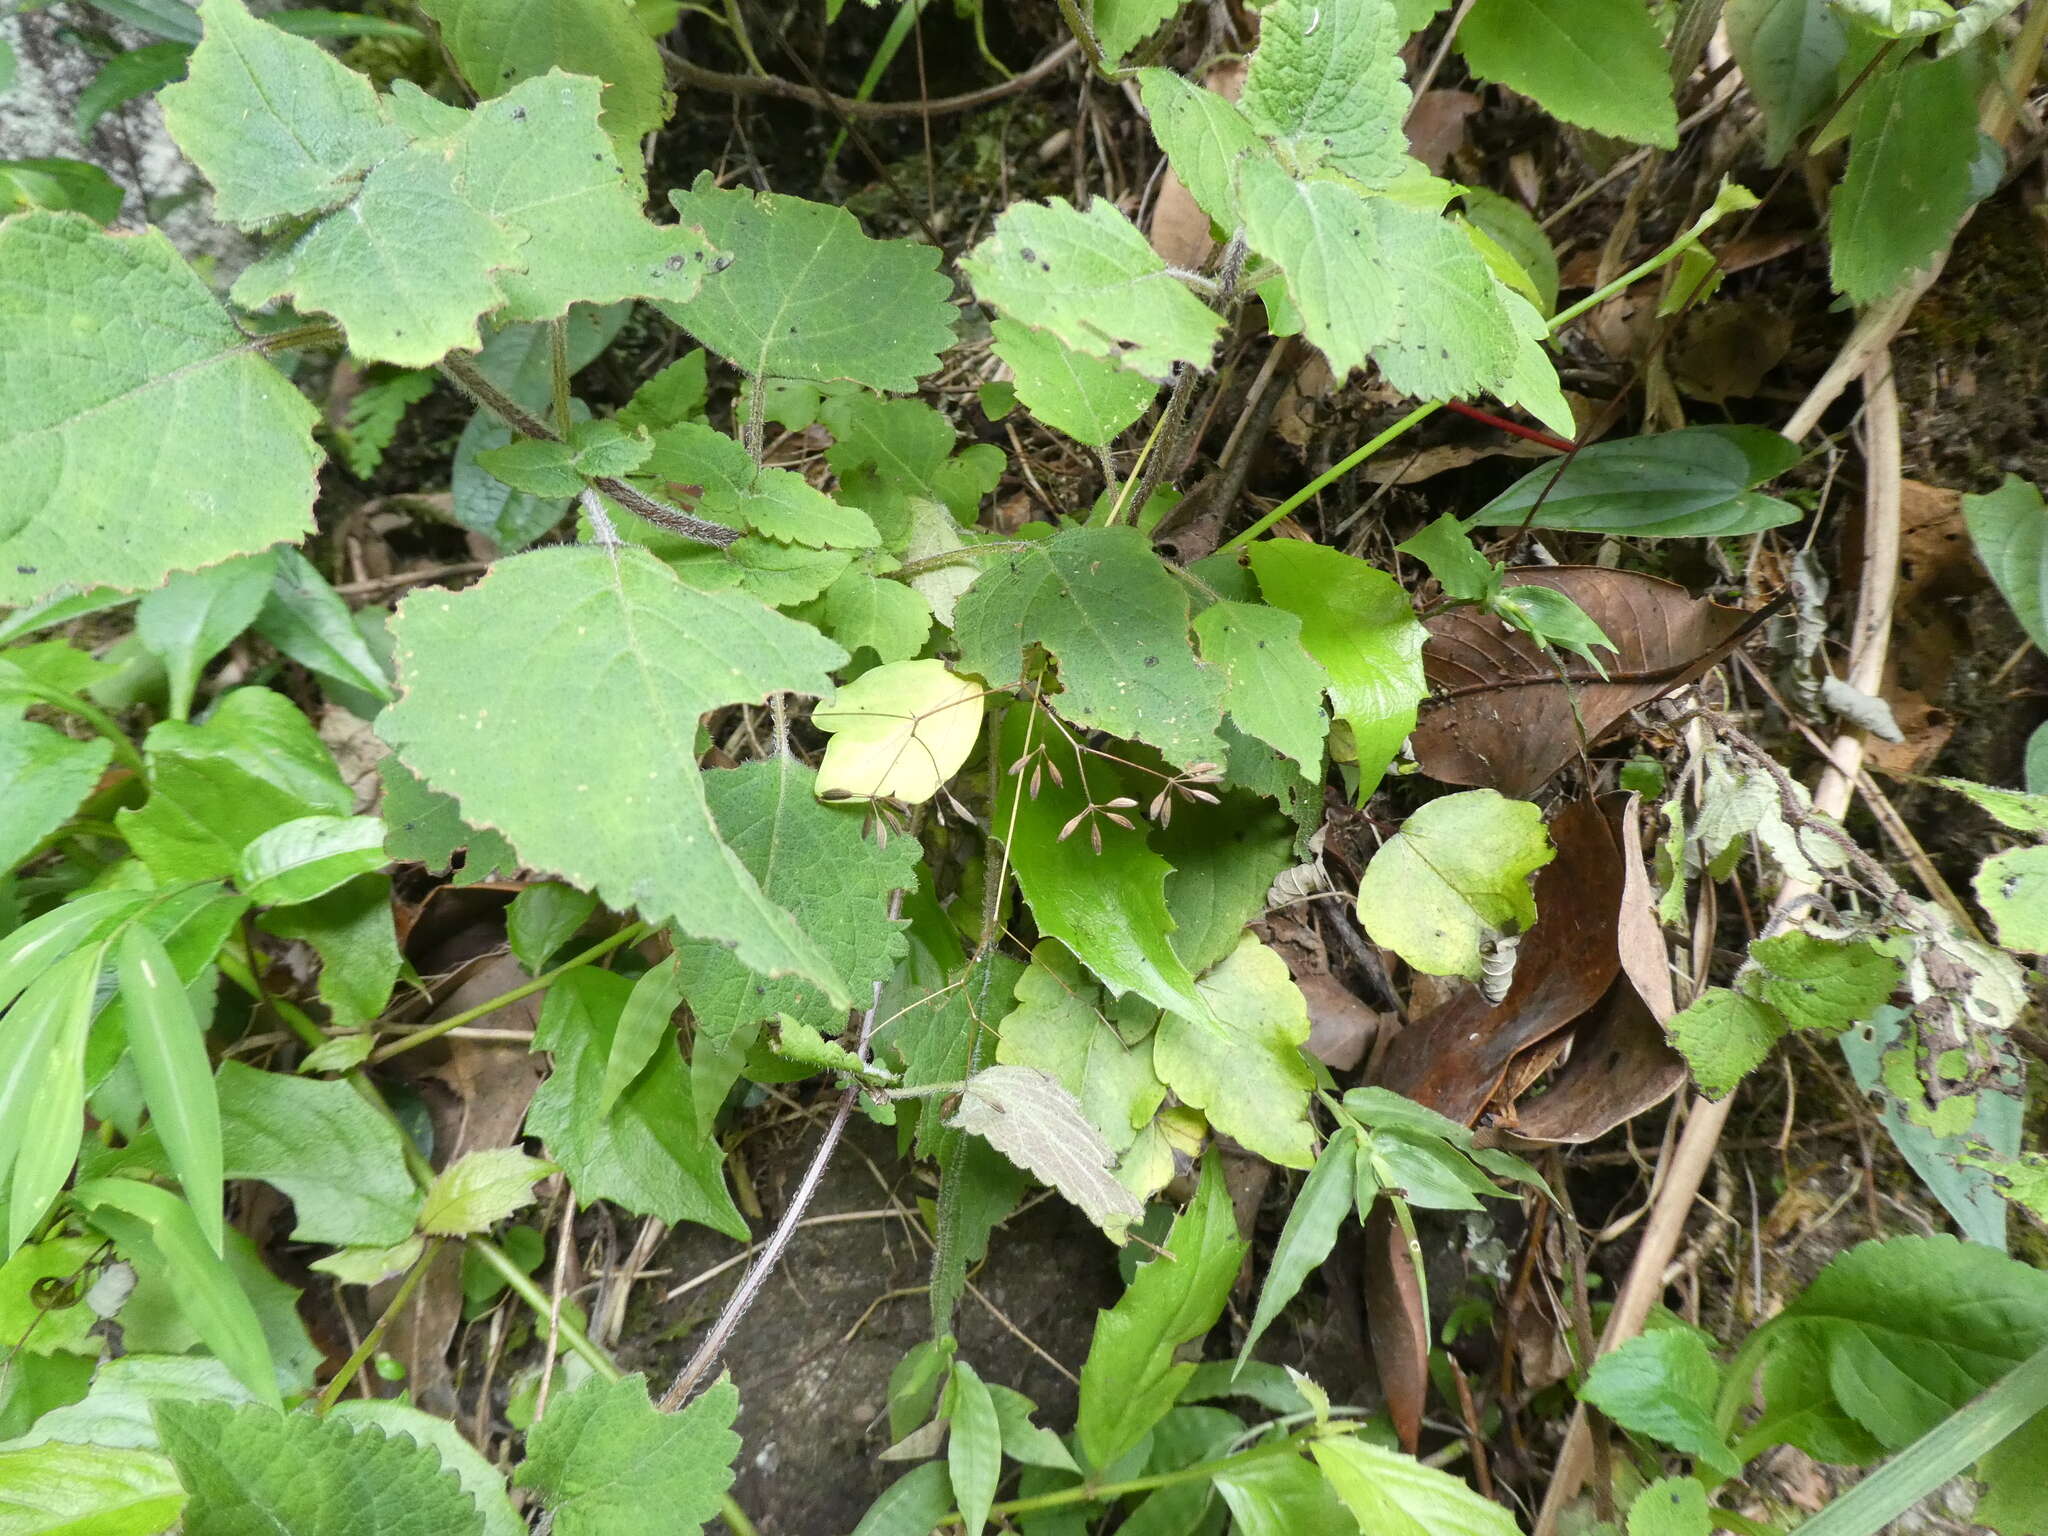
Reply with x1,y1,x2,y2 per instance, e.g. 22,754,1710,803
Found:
659,175,955,391
955,526,1225,771
0,212,320,606
1356,790,1553,980
1239,0,1413,186
948,1066,1144,1237
1235,161,1400,379
1370,198,1520,401
813,659,985,806
380,545,853,1000
961,198,1224,383
990,319,1158,448
1458,0,1678,148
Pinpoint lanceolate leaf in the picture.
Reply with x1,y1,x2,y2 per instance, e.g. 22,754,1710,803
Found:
1727,0,1849,164
1474,426,1799,536
961,198,1224,383
0,212,320,606
1459,0,1679,149
116,925,225,1258
1310,1436,1522,1536
947,1065,1145,1236
955,526,1225,770
1239,0,1413,186
135,551,279,722
1,944,97,1257
380,546,852,1000
1240,1127,1358,1365
660,175,956,391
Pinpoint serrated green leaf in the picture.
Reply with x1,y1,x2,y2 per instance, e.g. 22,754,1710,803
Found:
1740,929,1901,1032
1357,789,1552,979
946,1360,1002,1536
75,1180,280,1408
1936,773,2048,833
955,527,1224,770
1236,163,1399,378
418,0,665,182
1727,0,1849,164
1459,0,1679,148
1628,1476,1713,1536
1092,0,1181,63
618,351,709,434
116,926,223,1257
135,551,277,722
1460,187,1559,316
1667,986,1784,1098
1190,599,1329,780
821,394,1004,545
660,175,954,390
1156,788,1295,975
326,1400,523,1536
1473,425,1799,536
1369,198,1520,400
993,708,1208,1023
418,1147,553,1235
636,422,877,547
1239,0,1412,185
986,1383,1077,1472
994,944,1167,1155
525,968,747,1237
1581,1329,1742,1480
514,1373,738,1536
1077,1153,1245,1468
1964,475,2048,652
813,659,985,806
990,318,1158,447
1832,50,1981,304
948,1065,1145,1235
1155,934,1315,1167
1310,1436,1520,1536
961,198,1223,383
334,367,432,480
1247,540,1426,801
0,212,321,606
0,1441,184,1536
236,815,388,907
380,545,851,999
155,1399,485,1535
376,758,520,885
807,561,933,665
0,719,114,872
214,1060,418,1246
1975,845,2048,952
1240,1126,1356,1365
1136,68,1266,230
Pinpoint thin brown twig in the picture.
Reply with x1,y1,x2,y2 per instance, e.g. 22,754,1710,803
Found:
663,38,1081,120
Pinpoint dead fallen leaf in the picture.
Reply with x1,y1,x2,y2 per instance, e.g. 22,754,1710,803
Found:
1614,793,1676,1023
1405,89,1481,175
1495,978,1685,1144
1296,972,1381,1071
1670,298,1794,404
1362,1203,1428,1451
1412,568,1758,798
1894,479,1974,605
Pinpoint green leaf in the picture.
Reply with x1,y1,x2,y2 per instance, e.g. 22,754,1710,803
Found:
1726,0,1849,164
1247,540,1426,800
1627,1477,1713,1536
1473,426,1798,536
1665,986,1781,1098
1397,513,1498,604
806,560,933,665
617,351,709,434
1740,929,1902,1032
0,1442,184,1536
0,158,126,224
0,891,145,1022
822,395,1004,547
75,41,192,135
1240,1127,1357,1365
1832,50,1982,305
1460,188,1559,317
514,1372,739,1536
1155,934,1315,1167
525,968,747,1237
0,213,320,606
1212,1450,1355,1535
635,422,877,547
258,874,400,1030
597,955,685,1116
1491,584,1617,672
1936,773,2048,833
153,1399,485,1535
333,367,433,480
1356,789,1553,979
418,1147,553,1235
1377,199,1527,401
1235,162,1398,379
994,944,1167,1156
1092,0,1180,63
1190,599,1330,781
380,546,851,999
0,719,113,871
1136,67,1267,231
325,1401,523,1536
135,551,277,722
960,198,1224,383
660,175,955,390
992,708,1209,1022
1459,0,1679,148
4,944,96,1258
1238,0,1412,185
1310,1436,1520,1536
118,687,351,884
417,0,665,181
1976,845,2048,952
955,527,1224,770
377,759,519,885
1580,1329,1742,1480
236,815,388,907
74,1179,280,1408
115,926,223,1257
1964,474,2048,652
851,1463,954,1536
0,1236,103,1358
1076,1153,1246,1469
214,1060,418,1247
1756,1234,2048,1448
311,1237,424,1287
507,883,599,975
947,1361,1002,1536
949,1065,1145,1234
813,659,985,806
986,1384,1076,1472
990,319,1158,447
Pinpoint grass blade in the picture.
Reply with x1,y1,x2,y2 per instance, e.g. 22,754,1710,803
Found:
597,955,684,1116
117,924,224,1256
5,943,102,1257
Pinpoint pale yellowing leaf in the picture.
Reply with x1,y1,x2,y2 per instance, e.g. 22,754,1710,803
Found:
813,659,984,806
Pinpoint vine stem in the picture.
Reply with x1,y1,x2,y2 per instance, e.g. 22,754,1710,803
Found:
934,1433,1309,1525
1532,354,1903,1534
367,922,649,1065
315,1237,444,1412
658,891,906,1410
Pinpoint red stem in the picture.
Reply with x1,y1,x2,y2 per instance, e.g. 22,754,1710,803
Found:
1440,399,1576,453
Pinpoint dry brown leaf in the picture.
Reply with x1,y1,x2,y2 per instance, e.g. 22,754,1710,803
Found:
1411,567,1757,798
1404,89,1481,174
1362,1203,1428,1451
1498,979,1685,1144
1614,793,1676,1023
1295,972,1381,1071
1146,61,1244,269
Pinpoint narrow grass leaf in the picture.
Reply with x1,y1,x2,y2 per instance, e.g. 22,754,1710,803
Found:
116,925,224,1257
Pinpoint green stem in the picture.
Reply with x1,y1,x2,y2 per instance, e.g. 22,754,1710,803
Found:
316,1237,445,1412
252,322,344,354
1543,196,1745,335
936,1434,1307,1525
1217,403,1440,554
1052,0,1115,77
368,921,648,1064
888,542,1036,581
12,683,147,775
547,317,574,438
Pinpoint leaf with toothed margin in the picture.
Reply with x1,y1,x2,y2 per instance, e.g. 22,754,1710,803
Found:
1239,0,1414,186
378,545,853,1000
